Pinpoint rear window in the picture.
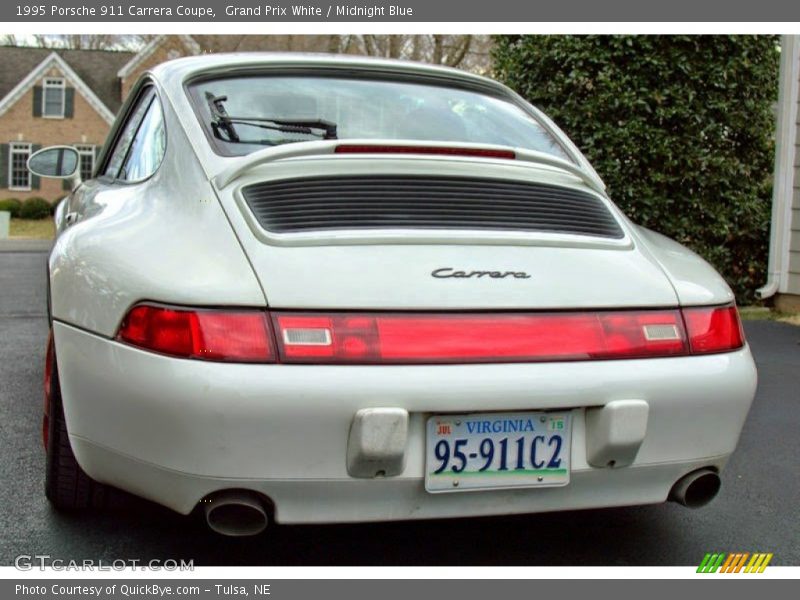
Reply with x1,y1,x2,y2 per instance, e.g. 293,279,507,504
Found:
187,74,571,160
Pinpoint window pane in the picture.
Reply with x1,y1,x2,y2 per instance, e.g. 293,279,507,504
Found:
43,86,63,116
120,98,166,181
104,88,155,178
76,145,95,181
190,76,570,161
80,155,93,180
9,145,31,189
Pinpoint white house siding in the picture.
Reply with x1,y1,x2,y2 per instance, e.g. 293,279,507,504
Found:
791,76,800,293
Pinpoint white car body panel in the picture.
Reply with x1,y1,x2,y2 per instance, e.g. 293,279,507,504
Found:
55,321,755,520
634,225,736,306
42,53,757,525
215,155,678,310
49,91,265,336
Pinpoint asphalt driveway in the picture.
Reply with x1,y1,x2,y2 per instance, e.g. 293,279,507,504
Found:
0,249,798,566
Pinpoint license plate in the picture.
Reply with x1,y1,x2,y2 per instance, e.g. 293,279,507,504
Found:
425,411,571,493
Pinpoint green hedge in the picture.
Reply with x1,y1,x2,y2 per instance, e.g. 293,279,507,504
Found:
0,198,22,218
492,35,779,303
19,197,52,220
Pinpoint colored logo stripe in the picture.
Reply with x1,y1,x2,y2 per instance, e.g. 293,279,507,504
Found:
697,553,726,573
697,553,773,573
720,553,750,573
745,553,773,573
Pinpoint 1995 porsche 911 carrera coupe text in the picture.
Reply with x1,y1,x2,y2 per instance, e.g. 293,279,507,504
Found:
29,54,757,536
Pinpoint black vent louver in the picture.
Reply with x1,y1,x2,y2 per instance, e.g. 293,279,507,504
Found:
241,176,624,238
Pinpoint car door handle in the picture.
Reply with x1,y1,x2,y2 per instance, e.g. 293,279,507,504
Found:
65,212,78,226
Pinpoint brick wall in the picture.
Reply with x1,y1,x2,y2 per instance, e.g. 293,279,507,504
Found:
0,65,111,203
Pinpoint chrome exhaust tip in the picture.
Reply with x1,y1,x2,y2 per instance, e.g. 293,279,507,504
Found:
669,468,721,508
203,490,269,537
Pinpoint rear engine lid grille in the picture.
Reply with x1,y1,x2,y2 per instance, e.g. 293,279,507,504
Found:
240,175,624,239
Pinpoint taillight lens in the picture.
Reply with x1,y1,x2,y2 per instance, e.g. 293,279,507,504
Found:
273,310,689,364
116,304,744,364
682,305,744,354
117,305,275,362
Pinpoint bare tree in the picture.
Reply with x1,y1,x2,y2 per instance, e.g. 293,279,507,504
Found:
191,34,488,71
26,34,144,51
5,34,492,73
350,35,490,72
192,35,250,53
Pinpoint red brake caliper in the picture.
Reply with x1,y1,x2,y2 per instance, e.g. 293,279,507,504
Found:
43,330,54,450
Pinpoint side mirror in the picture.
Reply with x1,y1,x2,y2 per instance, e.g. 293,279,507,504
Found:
27,146,80,179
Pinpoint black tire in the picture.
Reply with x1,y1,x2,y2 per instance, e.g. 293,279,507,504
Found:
44,340,108,510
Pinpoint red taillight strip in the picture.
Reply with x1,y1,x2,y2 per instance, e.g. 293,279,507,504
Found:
117,305,275,363
272,310,690,364
682,305,744,354
115,304,744,364
335,144,516,160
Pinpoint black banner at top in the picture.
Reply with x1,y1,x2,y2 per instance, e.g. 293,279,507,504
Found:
3,0,800,22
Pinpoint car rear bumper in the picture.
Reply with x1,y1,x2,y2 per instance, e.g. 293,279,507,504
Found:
54,321,757,522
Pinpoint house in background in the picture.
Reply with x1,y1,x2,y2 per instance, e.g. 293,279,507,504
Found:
0,34,484,206
0,35,201,203
4,34,795,309
761,35,800,311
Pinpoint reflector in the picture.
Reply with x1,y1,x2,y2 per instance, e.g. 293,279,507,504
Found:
282,328,332,346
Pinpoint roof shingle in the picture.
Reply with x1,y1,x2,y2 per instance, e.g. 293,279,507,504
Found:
0,45,135,113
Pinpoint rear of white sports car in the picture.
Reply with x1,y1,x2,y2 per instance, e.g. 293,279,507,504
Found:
47,56,757,536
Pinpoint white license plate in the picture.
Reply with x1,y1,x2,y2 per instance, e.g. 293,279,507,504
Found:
425,411,571,493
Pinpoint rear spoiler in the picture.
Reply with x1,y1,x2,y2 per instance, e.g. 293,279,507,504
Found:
213,140,607,195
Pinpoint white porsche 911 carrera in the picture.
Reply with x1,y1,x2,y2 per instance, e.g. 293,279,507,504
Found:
29,54,757,536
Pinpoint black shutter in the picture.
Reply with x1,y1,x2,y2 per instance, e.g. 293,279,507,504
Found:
64,88,75,118
33,86,43,117
0,144,8,188
30,144,42,190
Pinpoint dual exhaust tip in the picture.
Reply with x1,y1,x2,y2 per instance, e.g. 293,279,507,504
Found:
669,468,721,508
203,490,269,537
202,468,722,536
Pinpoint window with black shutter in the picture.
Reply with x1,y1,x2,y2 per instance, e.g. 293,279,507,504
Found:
8,143,32,191
42,78,66,118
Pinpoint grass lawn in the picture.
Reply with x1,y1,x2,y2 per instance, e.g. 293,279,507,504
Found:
9,218,55,240
740,306,799,326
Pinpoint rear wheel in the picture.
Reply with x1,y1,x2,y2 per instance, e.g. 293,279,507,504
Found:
44,332,108,510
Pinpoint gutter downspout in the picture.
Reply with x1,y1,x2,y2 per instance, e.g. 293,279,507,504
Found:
759,35,799,299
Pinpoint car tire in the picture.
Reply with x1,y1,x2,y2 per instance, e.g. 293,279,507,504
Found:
44,335,108,511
